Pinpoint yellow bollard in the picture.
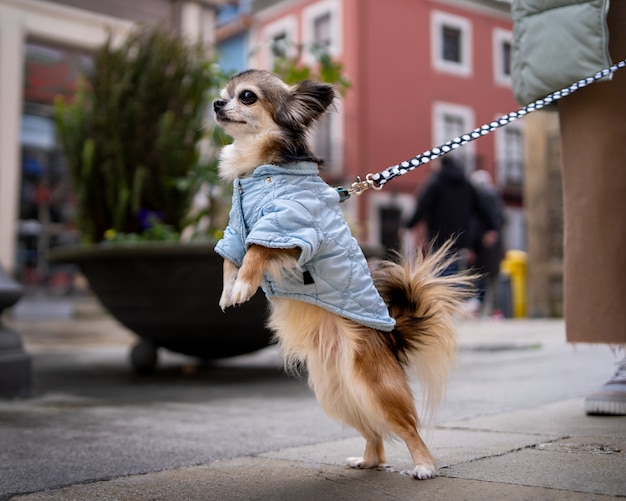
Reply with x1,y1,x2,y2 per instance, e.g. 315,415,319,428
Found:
501,250,527,318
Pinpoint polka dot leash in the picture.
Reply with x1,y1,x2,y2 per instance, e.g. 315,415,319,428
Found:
337,59,626,202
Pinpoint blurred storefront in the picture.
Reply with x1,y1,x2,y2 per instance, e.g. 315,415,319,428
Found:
0,0,132,285
0,0,223,289
16,42,91,289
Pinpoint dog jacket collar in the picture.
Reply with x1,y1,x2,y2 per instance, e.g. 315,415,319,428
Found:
215,162,396,332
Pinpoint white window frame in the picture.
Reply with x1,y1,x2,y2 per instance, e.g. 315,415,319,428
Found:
302,0,342,64
432,101,476,173
312,97,344,176
366,191,415,249
493,27,512,87
494,116,524,189
261,15,298,69
431,10,472,77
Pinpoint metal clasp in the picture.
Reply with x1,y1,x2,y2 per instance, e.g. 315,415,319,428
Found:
349,176,370,196
336,173,382,203
350,173,383,196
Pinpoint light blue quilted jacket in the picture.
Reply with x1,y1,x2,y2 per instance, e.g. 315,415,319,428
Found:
511,0,611,106
215,162,396,332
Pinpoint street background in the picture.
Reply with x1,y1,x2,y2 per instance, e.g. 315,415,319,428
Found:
1,298,624,500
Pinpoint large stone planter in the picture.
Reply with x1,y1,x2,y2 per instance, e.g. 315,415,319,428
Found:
50,243,273,372
0,265,31,397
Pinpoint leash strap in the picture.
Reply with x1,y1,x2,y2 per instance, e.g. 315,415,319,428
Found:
338,59,626,201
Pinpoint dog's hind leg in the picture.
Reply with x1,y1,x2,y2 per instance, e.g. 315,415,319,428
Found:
345,398,437,478
395,424,438,479
346,433,385,469
353,348,439,479
380,378,439,479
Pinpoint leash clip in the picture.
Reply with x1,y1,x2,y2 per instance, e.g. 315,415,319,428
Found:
336,174,382,203
351,173,382,196
350,176,370,196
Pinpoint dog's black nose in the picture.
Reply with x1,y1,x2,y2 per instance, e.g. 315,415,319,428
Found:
213,100,226,112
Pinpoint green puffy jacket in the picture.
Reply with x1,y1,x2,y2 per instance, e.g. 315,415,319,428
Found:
511,0,611,106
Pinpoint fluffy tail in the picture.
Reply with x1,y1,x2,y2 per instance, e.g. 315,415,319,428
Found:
372,240,476,421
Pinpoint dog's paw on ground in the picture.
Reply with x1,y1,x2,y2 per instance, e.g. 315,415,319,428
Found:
346,457,383,469
410,463,438,480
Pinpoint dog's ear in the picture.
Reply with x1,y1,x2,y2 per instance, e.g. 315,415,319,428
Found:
276,80,335,130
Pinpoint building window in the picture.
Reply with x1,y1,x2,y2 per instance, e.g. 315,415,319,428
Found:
493,28,512,87
313,113,332,163
366,192,415,249
314,12,331,49
302,0,342,62
312,100,343,176
442,26,462,63
431,10,472,77
432,101,476,173
495,119,524,191
271,32,288,59
261,15,297,67
442,113,465,141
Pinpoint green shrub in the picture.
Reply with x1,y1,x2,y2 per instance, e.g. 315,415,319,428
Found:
55,25,226,243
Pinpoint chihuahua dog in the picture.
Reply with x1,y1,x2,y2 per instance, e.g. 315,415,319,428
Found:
213,69,472,479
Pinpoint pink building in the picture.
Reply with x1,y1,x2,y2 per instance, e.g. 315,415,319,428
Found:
241,0,523,250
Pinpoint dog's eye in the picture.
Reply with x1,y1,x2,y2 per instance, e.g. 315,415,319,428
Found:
239,90,257,106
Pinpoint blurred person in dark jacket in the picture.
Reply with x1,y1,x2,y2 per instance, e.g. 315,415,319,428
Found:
405,157,497,282
469,169,505,317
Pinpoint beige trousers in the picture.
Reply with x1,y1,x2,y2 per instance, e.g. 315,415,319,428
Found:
558,2,626,344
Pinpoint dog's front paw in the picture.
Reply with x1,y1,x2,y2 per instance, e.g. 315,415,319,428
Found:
220,261,239,311
346,457,381,469
410,462,438,480
219,288,234,311
229,278,257,306
219,279,237,310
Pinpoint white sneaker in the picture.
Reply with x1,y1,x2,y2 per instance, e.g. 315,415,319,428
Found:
585,357,626,416
462,297,481,315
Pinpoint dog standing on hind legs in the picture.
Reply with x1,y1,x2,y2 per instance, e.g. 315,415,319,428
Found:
213,69,474,479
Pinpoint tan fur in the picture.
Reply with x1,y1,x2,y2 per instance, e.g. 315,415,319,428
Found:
219,245,300,310
218,135,281,181
264,243,473,479
215,70,474,480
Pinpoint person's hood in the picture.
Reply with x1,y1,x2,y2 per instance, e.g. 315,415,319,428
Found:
440,157,466,183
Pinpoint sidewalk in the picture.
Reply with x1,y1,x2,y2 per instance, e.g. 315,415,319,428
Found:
1,301,624,500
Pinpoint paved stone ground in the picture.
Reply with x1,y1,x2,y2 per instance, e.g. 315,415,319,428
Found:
1,301,624,500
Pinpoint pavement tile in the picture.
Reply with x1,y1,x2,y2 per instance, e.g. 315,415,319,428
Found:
444,436,626,497
442,398,626,438
261,428,560,473
9,456,621,501
3,314,624,500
